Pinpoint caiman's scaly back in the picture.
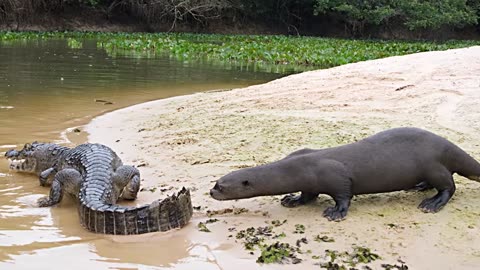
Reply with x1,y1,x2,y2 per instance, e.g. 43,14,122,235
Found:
5,142,192,234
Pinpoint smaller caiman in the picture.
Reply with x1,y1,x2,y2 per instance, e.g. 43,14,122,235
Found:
5,142,193,234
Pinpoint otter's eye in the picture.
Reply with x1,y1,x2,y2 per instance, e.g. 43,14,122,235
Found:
242,180,250,186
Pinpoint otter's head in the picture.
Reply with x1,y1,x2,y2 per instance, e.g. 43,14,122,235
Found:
4,142,53,174
210,168,263,201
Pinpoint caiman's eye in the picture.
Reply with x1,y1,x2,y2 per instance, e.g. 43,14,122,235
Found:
242,180,250,186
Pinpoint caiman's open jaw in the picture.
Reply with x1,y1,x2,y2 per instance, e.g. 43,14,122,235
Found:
8,159,36,172
4,146,37,173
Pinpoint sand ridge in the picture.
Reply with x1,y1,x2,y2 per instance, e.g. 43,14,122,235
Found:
88,46,480,269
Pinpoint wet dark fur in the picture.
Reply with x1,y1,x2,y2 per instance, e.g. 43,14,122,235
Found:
210,127,480,221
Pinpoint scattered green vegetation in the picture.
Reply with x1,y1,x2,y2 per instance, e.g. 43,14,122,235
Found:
197,218,220,232
206,207,249,216
197,222,211,232
236,226,270,250
1,31,479,70
205,218,219,224
66,38,82,49
236,225,301,263
320,246,382,269
294,224,306,234
381,261,409,270
257,242,301,264
314,235,335,242
271,219,287,227
233,223,407,267
296,237,308,247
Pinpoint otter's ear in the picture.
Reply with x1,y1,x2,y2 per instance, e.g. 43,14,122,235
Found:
242,180,250,186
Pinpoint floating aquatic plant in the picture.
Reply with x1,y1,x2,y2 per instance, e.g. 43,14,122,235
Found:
1,31,478,69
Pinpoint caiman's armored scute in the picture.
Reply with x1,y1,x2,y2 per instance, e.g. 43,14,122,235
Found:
5,142,193,234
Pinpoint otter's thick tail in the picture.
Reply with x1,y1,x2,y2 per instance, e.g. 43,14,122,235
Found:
78,188,192,234
452,147,480,182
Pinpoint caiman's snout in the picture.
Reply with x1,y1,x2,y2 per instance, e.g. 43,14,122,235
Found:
4,145,36,173
4,149,19,159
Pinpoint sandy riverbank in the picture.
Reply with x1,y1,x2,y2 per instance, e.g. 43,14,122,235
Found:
87,46,480,269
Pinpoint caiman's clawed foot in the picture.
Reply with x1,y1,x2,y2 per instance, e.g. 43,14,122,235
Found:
281,192,318,208
37,196,56,207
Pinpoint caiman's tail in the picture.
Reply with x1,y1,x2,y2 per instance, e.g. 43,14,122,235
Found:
78,188,193,234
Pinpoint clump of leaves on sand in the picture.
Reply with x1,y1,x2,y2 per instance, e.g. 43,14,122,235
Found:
197,218,220,232
318,246,384,269
235,225,302,264
257,242,302,264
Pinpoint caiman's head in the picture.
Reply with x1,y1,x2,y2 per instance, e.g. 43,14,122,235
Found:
4,142,54,174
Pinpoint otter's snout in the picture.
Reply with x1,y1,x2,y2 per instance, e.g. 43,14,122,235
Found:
210,181,226,200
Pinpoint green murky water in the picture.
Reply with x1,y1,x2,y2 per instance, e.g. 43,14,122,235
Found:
0,38,293,269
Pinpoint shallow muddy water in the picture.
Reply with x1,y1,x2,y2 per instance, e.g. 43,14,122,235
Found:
0,38,291,269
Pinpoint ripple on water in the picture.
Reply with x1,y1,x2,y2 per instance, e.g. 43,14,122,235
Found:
0,144,16,148
0,106,14,109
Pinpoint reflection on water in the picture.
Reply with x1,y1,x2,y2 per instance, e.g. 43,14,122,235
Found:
0,38,293,269
0,38,285,144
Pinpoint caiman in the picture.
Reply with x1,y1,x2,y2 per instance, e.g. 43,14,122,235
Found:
4,142,193,234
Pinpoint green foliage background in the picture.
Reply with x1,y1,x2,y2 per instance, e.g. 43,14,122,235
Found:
315,0,479,32
1,0,480,37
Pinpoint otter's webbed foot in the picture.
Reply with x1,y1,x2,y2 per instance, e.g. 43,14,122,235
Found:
418,189,453,213
322,199,350,221
281,192,318,208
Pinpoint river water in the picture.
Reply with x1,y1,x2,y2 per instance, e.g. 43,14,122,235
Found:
0,38,291,269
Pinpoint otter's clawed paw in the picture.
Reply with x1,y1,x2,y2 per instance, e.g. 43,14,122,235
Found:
406,181,434,192
322,206,347,221
281,194,303,208
418,197,444,213
37,196,54,207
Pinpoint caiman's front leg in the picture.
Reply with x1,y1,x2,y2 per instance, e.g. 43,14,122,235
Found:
113,166,140,200
39,167,56,187
38,168,82,207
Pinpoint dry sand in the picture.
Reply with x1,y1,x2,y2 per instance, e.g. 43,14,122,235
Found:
87,46,480,269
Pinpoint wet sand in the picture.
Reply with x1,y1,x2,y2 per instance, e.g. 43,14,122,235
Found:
88,46,480,269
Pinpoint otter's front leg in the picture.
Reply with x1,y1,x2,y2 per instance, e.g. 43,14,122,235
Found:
281,192,318,207
322,196,351,221
320,172,353,221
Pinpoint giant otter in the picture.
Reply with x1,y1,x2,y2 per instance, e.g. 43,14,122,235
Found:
210,127,480,221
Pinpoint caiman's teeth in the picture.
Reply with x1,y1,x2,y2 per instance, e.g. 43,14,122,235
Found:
8,159,25,170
